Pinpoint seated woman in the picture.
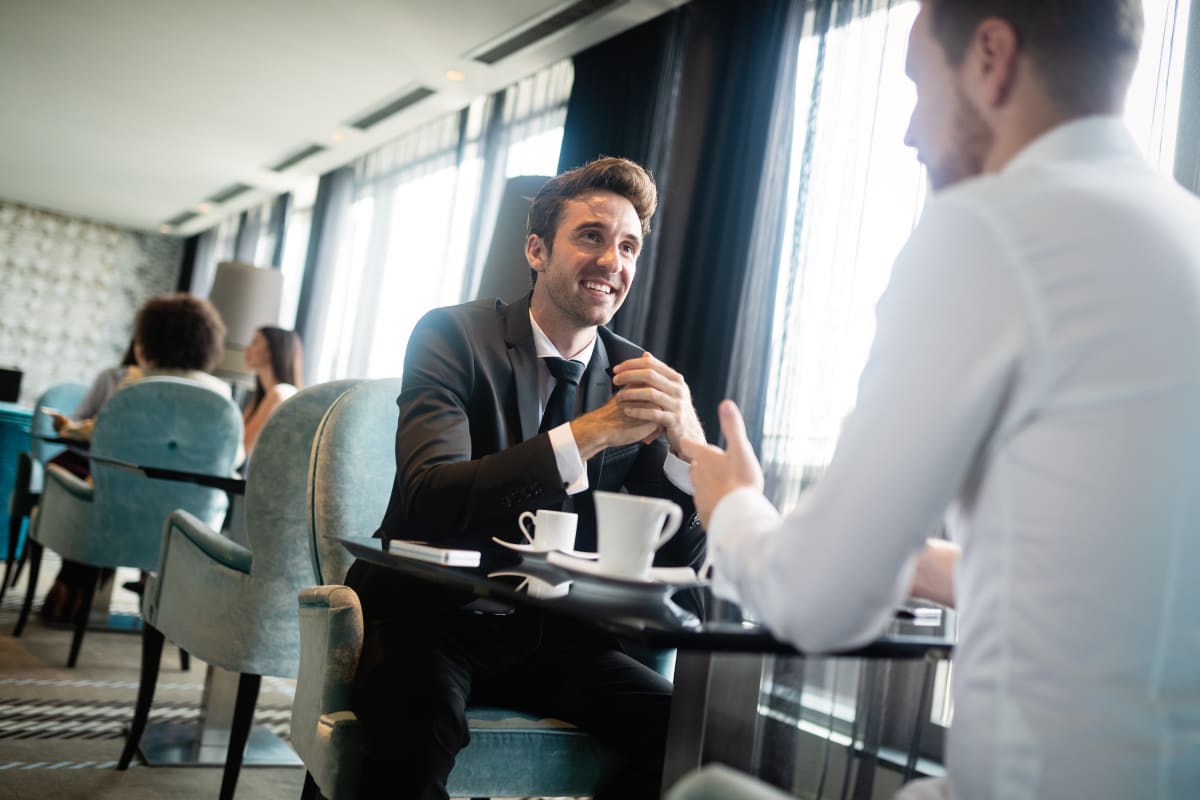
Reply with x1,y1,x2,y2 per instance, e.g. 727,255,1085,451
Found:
55,294,229,446
40,293,231,620
240,326,303,459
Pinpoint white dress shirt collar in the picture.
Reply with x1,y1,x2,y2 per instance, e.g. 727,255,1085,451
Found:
528,310,597,366
1002,114,1141,175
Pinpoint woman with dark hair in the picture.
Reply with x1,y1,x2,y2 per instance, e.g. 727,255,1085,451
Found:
241,326,303,457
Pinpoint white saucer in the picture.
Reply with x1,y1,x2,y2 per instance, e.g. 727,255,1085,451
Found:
546,551,700,586
491,537,599,559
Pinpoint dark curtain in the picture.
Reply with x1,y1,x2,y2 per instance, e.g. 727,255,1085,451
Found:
648,0,803,443
176,234,199,292
294,167,354,382
556,0,803,443
556,8,690,346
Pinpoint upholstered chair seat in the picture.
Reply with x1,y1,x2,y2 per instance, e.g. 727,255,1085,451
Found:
3,382,88,602
117,380,361,800
13,378,242,667
293,378,674,800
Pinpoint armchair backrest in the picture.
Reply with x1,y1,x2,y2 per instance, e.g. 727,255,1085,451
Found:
242,380,362,583
89,377,242,570
30,382,88,465
307,378,404,584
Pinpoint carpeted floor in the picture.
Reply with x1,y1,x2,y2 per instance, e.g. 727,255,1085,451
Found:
0,551,577,800
0,552,306,800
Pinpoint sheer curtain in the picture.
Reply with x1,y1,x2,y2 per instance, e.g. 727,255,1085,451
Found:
309,60,573,382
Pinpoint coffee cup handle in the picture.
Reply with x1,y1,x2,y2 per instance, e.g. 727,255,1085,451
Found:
518,511,536,544
655,502,683,550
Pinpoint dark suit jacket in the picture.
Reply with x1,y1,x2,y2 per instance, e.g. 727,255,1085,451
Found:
350,294,705,614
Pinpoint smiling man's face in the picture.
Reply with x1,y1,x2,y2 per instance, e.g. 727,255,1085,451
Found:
528,189,642,332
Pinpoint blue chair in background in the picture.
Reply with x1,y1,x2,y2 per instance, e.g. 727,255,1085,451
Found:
117,380,360,800
13,378,242,667
292,378,669,800
2,382,87,603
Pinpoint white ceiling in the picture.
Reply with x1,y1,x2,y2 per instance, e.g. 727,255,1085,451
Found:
0,0,686,237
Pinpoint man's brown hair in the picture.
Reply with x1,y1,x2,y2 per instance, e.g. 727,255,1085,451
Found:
527,156,658,249
134,293,226,372
927,0,1144,115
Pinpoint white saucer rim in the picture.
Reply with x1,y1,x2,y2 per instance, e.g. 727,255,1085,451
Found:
490,537,598,560
546,551,695,586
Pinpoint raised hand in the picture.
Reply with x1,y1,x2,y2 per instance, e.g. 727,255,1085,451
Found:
679,400,764,527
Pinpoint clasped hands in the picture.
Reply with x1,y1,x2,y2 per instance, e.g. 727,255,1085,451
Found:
571,351,704,461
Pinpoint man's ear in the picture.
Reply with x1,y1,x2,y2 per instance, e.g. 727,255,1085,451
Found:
525,233,547,272
964,17,1020,109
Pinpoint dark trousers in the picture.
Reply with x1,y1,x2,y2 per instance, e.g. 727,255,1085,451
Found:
352,605,672,800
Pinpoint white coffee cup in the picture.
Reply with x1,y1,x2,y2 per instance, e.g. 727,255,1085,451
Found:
517,508,578,552
593,491,683,579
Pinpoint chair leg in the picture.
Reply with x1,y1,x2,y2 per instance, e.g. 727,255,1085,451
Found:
66,566,100,668
179,647,190,671
12,540,43,638
117,623,165,770
219,672,261,800
1,509,24,604
300,771,325,800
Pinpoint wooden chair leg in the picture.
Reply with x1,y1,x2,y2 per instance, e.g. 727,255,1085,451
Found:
219,672,261,800
179,647,190,671
117,623,165,770
300,771,324,800
66,567,99,668
12,540,43,637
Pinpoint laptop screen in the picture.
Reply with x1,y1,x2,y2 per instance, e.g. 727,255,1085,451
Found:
0,368,22,403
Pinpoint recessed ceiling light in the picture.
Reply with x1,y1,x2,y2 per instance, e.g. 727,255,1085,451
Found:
159,224,172,234
445,69,466,82
330,131,347,142
197,202,212,213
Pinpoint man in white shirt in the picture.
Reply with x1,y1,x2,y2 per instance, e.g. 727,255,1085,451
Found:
682,1,1200,797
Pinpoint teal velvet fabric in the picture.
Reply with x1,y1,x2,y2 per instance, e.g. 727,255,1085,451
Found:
306,378,403,584
32,378,241,571
144,380,361,679
27,382,88,494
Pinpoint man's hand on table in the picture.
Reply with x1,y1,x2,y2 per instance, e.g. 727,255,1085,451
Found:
680,400,764,527
612,351,705,458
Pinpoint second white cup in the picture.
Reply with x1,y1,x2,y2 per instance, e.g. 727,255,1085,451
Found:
593,491,682,579
517,508,578,552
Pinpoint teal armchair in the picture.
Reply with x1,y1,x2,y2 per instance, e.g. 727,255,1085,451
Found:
292,378,659,800
3,382,88,602
117,380,360,800
13,378,242,667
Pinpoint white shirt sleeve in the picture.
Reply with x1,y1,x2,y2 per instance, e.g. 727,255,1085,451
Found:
548,421,588,495
707,196,1036,653
663,451,694,494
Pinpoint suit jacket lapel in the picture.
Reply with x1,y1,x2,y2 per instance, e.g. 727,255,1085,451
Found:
504,295,541,441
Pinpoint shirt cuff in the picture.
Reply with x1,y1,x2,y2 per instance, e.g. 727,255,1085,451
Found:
663,451,694,494
705,487,782,601
549,422,588,495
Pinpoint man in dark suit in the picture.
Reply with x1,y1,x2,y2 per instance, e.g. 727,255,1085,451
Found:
347,156,707,799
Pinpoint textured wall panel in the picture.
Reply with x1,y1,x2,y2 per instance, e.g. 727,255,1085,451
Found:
0,202,182,407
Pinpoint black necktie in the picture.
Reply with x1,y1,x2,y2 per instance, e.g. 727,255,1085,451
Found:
539,357,586,433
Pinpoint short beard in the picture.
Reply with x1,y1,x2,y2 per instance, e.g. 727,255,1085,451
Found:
930,85,994,191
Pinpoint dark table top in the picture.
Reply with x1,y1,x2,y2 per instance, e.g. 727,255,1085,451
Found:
341,538,955,659
32,435,246,494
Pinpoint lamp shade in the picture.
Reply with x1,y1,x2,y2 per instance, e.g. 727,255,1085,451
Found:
207,261,283,378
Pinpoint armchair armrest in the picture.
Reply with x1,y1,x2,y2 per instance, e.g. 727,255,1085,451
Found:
292,585,365,800
162,508,252,575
